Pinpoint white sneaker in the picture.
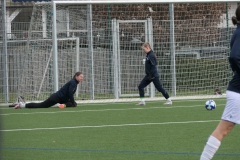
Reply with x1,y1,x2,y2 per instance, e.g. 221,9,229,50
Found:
164,100,172,105
14,103,22,109
13,102,24,109
136,101,146,106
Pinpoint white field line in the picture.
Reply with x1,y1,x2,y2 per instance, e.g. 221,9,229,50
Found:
0,120,219,132
0,95,226,107
76,95,226,104
1,98,226,109
0,104,225,116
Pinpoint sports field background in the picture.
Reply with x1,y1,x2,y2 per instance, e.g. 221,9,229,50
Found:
1,98,239,160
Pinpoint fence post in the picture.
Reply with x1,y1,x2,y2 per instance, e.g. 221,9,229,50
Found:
169,3,176,96
2,0,9,103
87,4,94,100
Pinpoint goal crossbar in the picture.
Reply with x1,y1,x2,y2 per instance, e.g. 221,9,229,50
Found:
53,0,240,5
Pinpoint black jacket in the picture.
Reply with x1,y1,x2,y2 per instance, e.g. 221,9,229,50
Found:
228,23,240,93
56,78,79,104
145,50,159,78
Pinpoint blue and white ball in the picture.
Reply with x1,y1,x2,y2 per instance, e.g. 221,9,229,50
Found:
205,100,216,110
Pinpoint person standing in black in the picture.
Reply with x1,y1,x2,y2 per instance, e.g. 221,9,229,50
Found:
0,109,2,159
14,72,84,109
200,5,240,160
137,42,172,106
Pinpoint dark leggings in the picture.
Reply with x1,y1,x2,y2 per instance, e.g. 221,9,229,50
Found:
138,75,170,99
26,93,73,108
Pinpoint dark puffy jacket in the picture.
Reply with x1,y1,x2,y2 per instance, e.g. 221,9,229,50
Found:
228,23,240,93
145,50,159,78
56,78,79,104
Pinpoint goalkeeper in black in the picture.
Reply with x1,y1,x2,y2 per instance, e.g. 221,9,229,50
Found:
13,72,84,109
137,42,172,105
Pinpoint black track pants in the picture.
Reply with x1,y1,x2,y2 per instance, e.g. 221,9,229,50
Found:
138,75,170,99
26,93,74,108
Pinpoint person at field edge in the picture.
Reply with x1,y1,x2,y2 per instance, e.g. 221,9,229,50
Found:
137,42,172,106
14,72,84,109
200,5,240,160
0,110,2,159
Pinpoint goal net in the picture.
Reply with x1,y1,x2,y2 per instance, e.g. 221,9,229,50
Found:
8,2,80,103
5,1,239,103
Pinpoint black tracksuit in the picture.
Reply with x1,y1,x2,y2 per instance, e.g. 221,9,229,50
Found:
26,78,79,108
138,50,170,99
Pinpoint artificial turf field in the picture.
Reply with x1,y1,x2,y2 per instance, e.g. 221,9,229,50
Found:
1,98,239,160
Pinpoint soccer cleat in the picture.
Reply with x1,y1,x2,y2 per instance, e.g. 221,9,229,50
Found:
13,104,21,109
10,96,26,108
136,101,146,106
13,102,24,109
164,99,172,105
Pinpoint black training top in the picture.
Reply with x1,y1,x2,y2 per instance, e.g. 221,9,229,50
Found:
228,23,240,93
56,78,79,104
145,50,159,78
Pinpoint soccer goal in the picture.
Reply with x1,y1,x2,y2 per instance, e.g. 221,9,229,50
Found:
3,0,239,104
13,37,80,102
7,2,80,104
50,0,238,102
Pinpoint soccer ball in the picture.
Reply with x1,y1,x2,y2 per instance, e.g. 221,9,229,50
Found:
205,100,216,110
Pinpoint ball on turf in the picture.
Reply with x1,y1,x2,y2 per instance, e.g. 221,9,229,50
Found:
205,100,216,110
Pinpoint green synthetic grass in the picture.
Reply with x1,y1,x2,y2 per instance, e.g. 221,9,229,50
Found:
1,99,239,160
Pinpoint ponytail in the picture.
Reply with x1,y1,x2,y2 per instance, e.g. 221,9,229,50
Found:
232,5,240,25
232,16,238,25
